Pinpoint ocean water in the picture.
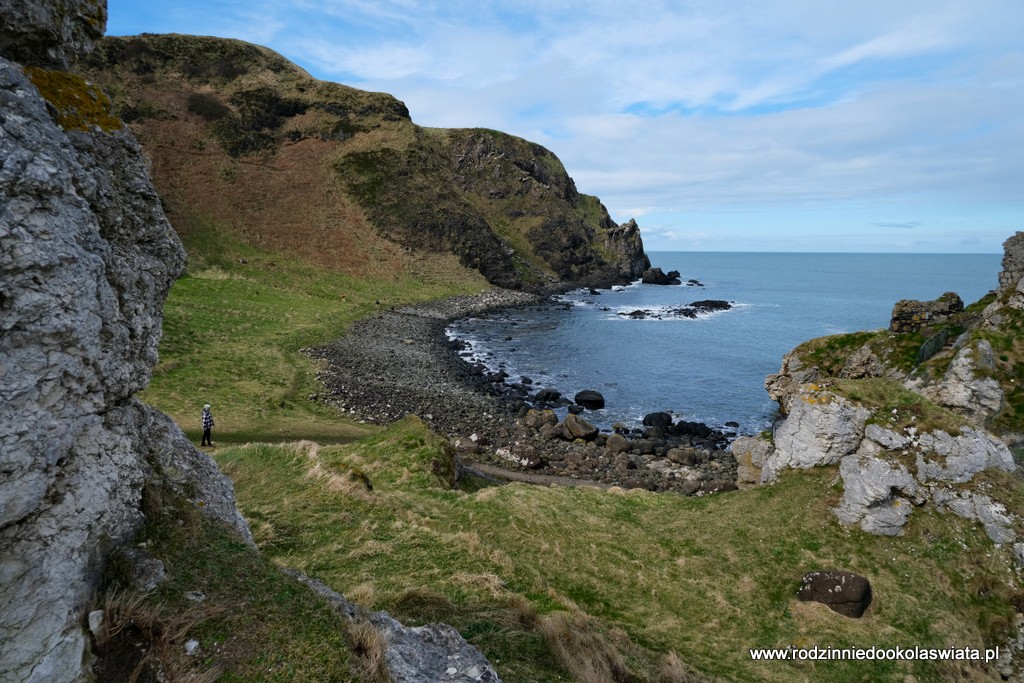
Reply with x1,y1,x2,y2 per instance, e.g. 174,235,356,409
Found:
447,252,1002,434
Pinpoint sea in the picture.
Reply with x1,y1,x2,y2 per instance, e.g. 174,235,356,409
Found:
446,252,1003,435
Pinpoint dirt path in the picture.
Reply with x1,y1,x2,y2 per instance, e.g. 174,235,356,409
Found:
466,462,613,489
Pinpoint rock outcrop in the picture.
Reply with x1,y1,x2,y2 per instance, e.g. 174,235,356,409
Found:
889,291,963,334
743,233,1024,541
740,380,1017,538
998,232,1024,309
1,6,251,681
0,0,106,68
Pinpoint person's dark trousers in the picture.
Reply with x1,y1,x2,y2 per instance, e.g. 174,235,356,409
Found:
202,428,212,446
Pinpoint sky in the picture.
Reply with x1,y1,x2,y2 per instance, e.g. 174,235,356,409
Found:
107,1,1024,253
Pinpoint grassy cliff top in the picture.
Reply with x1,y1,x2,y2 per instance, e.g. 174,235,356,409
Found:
80,33,646,291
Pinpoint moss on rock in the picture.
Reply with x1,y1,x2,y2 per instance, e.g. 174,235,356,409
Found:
23,66,122,132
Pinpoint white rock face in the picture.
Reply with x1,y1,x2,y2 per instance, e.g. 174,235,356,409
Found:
834,452,918,537
762,386,871,483
0,53,249,683
914,427,1015,484
917,342,1004,422
931,488,1016,544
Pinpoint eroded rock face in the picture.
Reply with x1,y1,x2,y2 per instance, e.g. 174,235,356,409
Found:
889,292,963,335
0,0,106,68
764,352,819,403
761,386,871,483
998,232,1024,309
0,48,248,683
915,342,1004,422
913,426,1015,484
834,448,918,537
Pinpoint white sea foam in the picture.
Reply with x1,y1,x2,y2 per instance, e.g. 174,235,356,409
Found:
606,302,746,321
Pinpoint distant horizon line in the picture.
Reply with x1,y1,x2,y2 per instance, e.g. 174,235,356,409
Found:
645,250,1003,255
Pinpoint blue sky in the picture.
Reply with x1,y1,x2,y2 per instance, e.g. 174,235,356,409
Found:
107,1,1024,253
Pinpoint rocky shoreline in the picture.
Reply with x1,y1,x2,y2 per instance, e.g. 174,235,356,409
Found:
310,288,739,494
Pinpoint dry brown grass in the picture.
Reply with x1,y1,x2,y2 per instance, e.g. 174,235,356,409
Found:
539,609,636,683
93,590,220,683
346,618,392,683
119,84,473,286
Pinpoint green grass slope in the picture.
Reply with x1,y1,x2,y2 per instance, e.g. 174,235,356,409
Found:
211,417,1022,683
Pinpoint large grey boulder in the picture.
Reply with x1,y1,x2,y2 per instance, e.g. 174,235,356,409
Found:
914,427,1015,484
0,49,248,683
371,613,502,683
762,386,870,483
285,570,501,682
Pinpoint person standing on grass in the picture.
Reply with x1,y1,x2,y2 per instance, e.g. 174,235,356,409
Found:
201,403,215,447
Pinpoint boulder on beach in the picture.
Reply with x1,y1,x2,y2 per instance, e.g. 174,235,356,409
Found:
534,388,561,402
562,413,599,441
642,412,674,429
574,390,605,410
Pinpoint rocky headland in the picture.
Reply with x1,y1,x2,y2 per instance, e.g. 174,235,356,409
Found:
734,232,1024,544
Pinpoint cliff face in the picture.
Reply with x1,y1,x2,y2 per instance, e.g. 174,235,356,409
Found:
0,5,250,681
79,34,649,290
735,232,1024,542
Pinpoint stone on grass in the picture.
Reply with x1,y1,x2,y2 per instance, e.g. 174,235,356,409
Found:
797,570,873,618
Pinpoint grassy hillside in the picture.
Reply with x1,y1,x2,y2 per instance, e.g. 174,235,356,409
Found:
141,212,487,444
79,34,646,291
210,417,1021,683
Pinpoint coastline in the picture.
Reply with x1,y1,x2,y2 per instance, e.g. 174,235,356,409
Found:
310,287,740,494
309,288,543,437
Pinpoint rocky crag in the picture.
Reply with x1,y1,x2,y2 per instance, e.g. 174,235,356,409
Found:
0,3,251,680
729,235,1024,675
733,233,1024,544
1,4,499,681
76,33,650,291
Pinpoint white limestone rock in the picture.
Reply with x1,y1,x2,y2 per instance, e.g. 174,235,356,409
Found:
916,342,1004,422
762,386,870,483
0,48,248,682
834,453,919,536
914,427,1015,484
932,488,1016,544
